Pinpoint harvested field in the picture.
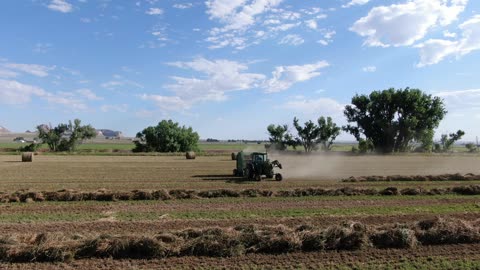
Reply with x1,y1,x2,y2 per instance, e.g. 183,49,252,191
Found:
1,154,480,192
2,153,480,268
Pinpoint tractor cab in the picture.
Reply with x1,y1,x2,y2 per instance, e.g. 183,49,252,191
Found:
252,152,267,162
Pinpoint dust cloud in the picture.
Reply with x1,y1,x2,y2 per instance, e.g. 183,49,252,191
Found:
266,152,480,180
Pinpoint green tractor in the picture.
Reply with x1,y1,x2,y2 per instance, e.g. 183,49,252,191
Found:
233,151,283,181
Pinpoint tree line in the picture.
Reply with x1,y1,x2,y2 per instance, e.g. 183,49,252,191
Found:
24,87,467,154
268,87,465,153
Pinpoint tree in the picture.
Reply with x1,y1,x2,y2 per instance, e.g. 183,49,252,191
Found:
266,124,296,151
37,119,96,152
437,130,465,152
133,120,199,152
343,88,447,153
416,129,435,152
318,116,341,151
465,143,478,153
293,117,321,152
358,139,374,153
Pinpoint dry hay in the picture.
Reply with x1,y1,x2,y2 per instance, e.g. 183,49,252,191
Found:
3,185,480,204
343,173,480,182
370,226,417,249
76,235,169,259
185,151,196,160
1,219,480,262
323,222,368,250
415,217,480,245
21,152,34,162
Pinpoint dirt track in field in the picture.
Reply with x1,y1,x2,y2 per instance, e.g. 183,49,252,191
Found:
1,154,480,192
3,243,480,269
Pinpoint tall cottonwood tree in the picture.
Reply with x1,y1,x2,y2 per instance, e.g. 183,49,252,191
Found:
343,88,447,153
37,119,96,152
133,120,199,152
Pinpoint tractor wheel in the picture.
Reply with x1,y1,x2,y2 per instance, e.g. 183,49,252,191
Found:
255,175,262,181
233,169,238,176
275,173,283,181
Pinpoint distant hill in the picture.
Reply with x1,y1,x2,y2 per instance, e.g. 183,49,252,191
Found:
96,129,123,138
0,126,10,133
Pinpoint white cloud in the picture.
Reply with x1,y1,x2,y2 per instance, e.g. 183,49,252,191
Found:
100,104,128,113
140,95,191,111
362,66,377,72
205,0,284,49
443,30,457,38
47,0,73,13
101,75,144,90
0,79,46,105
0,69,18,78
416,14,480,67
305,19,317,30
76,89,103,100
268,22,300,32
415,39,458,67
343,0,371,8
264,61,329,93
279,34,304,46
33,43,53,54
350,0,467,47
43,93,88,111
433,89,480,112
2,63,54,77
317,30,336,46
164,58,265,108
282,97,344,114
317,40,328,46
146,8,163,15
142,58,330,111
173,3,193,9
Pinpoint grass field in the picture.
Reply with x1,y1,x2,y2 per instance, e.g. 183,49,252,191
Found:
1,152,480,268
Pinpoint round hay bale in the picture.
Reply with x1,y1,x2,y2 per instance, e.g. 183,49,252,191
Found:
231,152,237,160
21,152,34,162
186,151,196,160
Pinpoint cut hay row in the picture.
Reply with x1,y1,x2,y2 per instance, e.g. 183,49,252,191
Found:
0,217,478,262
343,173,480,182
2,185,480,203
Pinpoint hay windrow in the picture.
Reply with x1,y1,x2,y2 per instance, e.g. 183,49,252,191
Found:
1,218,479,262
2,184,480,203
343,173,480,182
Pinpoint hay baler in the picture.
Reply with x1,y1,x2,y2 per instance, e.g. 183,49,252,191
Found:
233,151,283,181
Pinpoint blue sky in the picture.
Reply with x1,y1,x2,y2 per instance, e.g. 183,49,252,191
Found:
1,0,480,141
